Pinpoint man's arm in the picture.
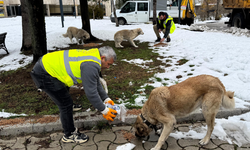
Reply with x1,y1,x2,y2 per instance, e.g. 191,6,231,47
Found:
156,18,160,29
163,20,171,38
97,76,109,100
80,62,107,111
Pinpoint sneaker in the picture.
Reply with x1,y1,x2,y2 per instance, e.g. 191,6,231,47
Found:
73,103,82,112
62,128,89,144
167,38,171,42
155,37,161,42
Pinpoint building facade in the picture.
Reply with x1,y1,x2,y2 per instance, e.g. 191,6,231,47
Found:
0,0,111,17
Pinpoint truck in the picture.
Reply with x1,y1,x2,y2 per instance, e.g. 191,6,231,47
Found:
223,0,250,29
110,0,195,25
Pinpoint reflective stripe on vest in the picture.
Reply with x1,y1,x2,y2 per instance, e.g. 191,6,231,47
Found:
158,15,176,34
64,50,101,85
42,48,101,87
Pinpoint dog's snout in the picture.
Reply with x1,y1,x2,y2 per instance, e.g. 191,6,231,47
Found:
135,133,140,137
135,132,145,138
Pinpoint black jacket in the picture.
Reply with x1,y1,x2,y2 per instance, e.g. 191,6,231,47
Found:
156,12,171,38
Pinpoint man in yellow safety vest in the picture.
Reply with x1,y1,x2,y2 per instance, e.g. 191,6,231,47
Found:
30,46,117,144
153,11,176,43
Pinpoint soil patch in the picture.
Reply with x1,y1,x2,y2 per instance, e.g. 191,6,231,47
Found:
83,42,102,47
121,130,135,141
0,116,59,127
153,42,168,47
126,109,141,116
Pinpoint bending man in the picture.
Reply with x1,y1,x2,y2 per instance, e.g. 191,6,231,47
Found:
30,46,117,144
153,11,176,43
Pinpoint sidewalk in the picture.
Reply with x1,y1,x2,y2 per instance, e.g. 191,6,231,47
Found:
1,107,250,150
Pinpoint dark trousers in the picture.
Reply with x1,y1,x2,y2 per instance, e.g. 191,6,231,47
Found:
30,60,75,136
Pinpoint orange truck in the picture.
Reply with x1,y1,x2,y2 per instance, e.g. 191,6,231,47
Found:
223,0,250,29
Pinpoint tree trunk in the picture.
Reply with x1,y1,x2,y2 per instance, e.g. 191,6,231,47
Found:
27,0,47,63
153,0,157,25
215,0,220,20
206,1,209,19
20,0,32,53
79,0,98,41
111,0,119,27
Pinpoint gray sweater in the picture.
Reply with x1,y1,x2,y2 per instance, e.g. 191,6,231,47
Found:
80,61,108,111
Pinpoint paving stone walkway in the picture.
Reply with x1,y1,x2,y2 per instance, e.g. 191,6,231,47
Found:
1,122,250,150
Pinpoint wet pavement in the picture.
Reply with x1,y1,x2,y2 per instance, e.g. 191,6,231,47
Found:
1,121,250,150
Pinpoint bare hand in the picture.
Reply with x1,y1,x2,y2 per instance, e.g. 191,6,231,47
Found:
160,38,165,43
158,29,162,33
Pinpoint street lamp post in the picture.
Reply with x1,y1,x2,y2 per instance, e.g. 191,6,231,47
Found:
59,0,64,27
73,0,76,18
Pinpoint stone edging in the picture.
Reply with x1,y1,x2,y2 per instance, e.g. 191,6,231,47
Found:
0,107,250,136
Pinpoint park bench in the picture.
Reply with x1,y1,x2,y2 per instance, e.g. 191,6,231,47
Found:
0,32,9,54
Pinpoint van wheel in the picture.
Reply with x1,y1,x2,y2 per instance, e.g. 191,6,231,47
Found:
118,18,126,25
233,13,246,28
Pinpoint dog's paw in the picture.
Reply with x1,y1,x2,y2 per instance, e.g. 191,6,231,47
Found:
156,129,162,135
199,138,209,145
134,45,138,48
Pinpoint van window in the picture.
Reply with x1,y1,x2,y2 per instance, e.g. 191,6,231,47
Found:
171,0,178,6
120,2,136,13
138,3,148,11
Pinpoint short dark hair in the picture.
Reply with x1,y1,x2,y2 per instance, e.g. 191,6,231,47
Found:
158,12,166,17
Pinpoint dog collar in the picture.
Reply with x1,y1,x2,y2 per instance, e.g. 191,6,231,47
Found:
140,114,158,132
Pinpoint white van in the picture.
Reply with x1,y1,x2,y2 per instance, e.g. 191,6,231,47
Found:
110,0,195,25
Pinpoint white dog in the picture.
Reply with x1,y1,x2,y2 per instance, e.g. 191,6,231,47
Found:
63,27,90,44
114,28,144,48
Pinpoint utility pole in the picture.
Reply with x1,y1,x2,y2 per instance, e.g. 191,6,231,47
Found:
73,0,76,18
178,0,181,24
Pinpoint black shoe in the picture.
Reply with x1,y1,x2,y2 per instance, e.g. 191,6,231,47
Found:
167,38,171,42
73,103,82,112
155,37,161,42
62,128,89,144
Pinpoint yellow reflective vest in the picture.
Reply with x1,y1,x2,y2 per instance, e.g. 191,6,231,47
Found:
42,48,101,87
158,15,176,34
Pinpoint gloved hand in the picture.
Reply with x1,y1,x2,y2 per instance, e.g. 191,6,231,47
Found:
104,98,114,105
101,107,117,121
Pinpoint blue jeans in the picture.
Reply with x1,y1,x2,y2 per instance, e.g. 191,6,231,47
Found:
30,60,75,136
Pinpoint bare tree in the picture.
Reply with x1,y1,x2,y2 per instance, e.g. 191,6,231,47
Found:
153,0,157,25
89,0,98,20
20,0,32,53
25,0,47,62
200,0,216,20
112,0,119,26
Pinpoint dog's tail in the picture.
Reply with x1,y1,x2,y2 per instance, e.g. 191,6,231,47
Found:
62,33,68,37
222,91,235,109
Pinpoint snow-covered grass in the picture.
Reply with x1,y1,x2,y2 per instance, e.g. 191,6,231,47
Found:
1,16,250,146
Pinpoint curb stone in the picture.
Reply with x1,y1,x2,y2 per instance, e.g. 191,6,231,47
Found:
0,107,250,136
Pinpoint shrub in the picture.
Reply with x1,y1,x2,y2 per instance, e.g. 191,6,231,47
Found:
88,5,104,19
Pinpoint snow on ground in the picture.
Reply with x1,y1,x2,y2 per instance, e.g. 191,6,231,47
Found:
115,143,135,150
1,16,250,146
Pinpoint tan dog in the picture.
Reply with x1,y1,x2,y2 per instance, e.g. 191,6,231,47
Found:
63,27,90,44
114,28,144,48
134,75,235,150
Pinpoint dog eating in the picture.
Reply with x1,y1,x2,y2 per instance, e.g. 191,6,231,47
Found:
134,75,235,150
63,27,90,45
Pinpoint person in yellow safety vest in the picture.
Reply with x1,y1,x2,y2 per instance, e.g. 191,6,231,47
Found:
153,11,176,43
30,46,117,144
